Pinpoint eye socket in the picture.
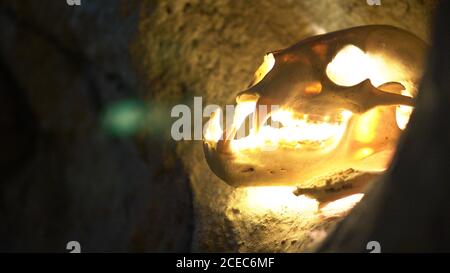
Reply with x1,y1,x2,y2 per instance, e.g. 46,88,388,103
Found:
326,44,371,86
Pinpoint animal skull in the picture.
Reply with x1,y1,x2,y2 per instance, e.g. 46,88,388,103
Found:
204,25,426,187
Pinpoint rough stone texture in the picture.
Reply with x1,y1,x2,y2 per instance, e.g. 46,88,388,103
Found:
0,0,438,252
318,1,450,252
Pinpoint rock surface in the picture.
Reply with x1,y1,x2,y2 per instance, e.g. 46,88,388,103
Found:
0,0,192,252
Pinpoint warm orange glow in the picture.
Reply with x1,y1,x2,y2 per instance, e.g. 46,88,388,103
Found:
238,187,364,218
242,186,318,215
204,108,223,143
354,147,374,160
396,90,414,130
326,45,391,87
230,101,257,139
204,38,418,190
251,53,275,87
320,193,364,217
326,44,415,131
304,81,322,95
207,44,414,154
230,109,352,152
226,45,414,153
354,108,380,143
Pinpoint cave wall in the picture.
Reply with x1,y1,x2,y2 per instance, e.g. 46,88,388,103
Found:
0,0,192,252
0,0,437,252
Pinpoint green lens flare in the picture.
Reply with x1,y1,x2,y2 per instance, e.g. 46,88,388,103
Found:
102,99,146,137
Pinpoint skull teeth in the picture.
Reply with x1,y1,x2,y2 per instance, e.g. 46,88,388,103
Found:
229,110,352,152
287,112,346,126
